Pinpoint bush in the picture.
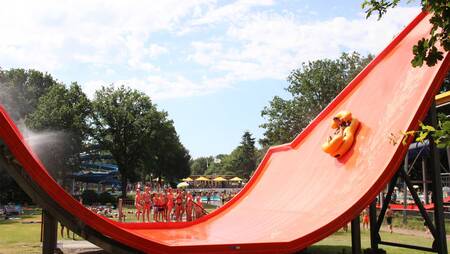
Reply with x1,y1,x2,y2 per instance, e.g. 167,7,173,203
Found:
98,192,116,205
81,190,98,205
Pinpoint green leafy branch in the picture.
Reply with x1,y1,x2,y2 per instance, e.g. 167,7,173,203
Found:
362,0,449,67
400,113,450,148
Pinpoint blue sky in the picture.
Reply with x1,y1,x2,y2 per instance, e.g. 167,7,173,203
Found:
0,0,420,157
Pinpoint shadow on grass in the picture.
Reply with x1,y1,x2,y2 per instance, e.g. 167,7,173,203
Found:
306,245,352,254
0,218,22,225
0,214,40,225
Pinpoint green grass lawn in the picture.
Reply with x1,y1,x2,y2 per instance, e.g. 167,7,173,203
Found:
0,211,83,254
0,210,447,254
311,230,435,254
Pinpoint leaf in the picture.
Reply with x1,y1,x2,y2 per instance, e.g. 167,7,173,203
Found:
421,125,435,132
415,132,428,143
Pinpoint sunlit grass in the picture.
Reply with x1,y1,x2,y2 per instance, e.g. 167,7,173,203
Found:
0,209,447,254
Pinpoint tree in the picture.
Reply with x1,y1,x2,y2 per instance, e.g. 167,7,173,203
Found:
362,0,448,67
204,131,257,179
0,68,58,121
25,83,91,179
91,85,189,196
236,131,257,179
0,68,60,204
146,116,191,184
91,85,162,197
260,52,373,146
190,156,214,175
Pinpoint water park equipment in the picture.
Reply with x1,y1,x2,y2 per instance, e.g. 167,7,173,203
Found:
322,110,360,158
0,11,449,254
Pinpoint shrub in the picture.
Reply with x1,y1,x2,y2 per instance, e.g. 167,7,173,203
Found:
81,190,98,205
99,192,116,205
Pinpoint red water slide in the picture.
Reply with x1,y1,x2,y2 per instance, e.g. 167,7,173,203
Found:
0,12,449,254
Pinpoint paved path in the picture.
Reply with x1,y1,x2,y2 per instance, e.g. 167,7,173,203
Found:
380,225,450,239
57,240,104,254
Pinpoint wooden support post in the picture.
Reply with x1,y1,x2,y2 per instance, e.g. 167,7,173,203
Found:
42,210,57,254
118,198,123,222
351,215,361,254
369,200,379,251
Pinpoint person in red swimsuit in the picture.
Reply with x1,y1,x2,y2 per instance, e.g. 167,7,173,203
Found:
194,195,204,219
362,208,369,230
166,190,174,222
160,193,168,222
156,193,164,222
185,192,193,222
135,188,143,221
152,192,159,222
175,190,183,222
143,186,152,222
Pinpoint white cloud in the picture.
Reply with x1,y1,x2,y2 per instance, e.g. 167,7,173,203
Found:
0,0,421,101
83,74,232,101
190,0,274,27
188,7,420,82
0,0,209,72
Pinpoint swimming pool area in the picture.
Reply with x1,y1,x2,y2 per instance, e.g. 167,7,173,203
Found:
201,196,221,202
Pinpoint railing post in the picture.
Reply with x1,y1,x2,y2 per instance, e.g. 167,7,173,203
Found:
42,210,57,254
351,215,361,254
369,200,378,250
118,198,123,222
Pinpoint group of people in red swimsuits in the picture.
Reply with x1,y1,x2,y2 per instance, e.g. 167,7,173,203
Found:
134,186,205,223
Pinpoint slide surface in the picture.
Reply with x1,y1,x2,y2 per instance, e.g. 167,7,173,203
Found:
0,12,449,254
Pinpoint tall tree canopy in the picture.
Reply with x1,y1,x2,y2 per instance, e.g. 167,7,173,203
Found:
26,83,91,178
260,52,373,146
91,85,190,196
0,68,58,121
0,68,68,202
146,115,191,184
236,131,257,179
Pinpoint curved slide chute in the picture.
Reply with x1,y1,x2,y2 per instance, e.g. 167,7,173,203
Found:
0,12,449,254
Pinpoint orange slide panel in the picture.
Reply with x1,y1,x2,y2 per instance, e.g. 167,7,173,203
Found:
0,12,449,254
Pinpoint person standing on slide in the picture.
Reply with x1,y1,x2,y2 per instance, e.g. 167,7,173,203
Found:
166,189,174,222
195,195,204,219
135,188,143,221
185,192,193,221
152,193,159,222
175,190,183,222
143,186,152,222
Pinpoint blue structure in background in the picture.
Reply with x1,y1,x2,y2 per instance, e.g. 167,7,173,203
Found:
71,153,121,188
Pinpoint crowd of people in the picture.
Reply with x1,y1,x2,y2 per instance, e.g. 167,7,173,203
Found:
133,186,206,223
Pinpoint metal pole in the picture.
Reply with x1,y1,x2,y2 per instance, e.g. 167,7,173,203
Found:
351,215,361,254
403,153,408,224
429,102,448,254
422,158,429,204
42,210,57,254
